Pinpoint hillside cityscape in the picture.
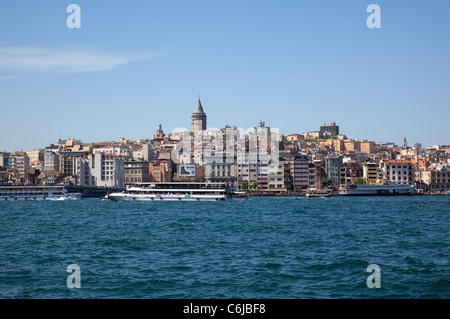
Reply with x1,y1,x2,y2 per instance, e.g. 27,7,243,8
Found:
1,97,449,194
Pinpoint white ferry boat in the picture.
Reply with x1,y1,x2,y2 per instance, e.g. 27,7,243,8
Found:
339,182,416,196
0,185,82,201
108,182,233,202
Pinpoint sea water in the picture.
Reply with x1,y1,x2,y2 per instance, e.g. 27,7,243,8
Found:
0,196,448,298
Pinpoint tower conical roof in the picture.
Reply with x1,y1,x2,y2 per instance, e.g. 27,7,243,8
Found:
193,97,205,114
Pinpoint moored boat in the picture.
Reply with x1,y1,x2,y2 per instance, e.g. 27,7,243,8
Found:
234,191,249,199
306,189,334,198
0,185,82,201
339,182,415,196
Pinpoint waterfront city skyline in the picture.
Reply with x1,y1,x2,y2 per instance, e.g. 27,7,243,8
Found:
1,1,450,152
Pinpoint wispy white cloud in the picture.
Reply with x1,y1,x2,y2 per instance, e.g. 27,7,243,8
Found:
0,46,166,74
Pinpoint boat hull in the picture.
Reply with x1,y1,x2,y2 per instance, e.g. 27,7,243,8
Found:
109,193,227,202
339,184,415,196
0,193,82,201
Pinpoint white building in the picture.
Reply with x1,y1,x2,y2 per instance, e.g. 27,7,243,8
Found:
237,152,269,188
94,145,132,158
204,151,237,183
26,150,44,163
267,162,285,192
76,153,125,187
379,159,414,184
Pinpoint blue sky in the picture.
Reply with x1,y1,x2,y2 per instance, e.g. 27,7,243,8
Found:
0,0,449,152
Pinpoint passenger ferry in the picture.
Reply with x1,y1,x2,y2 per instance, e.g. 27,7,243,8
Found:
0,185,82,201
339,182,416,196
108,182,233,202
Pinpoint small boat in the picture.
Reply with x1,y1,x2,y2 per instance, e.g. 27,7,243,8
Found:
306,189,333,198
100,194,112,201
234,191,249,199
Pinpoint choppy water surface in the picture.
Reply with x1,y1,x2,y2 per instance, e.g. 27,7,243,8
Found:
0,196,449,298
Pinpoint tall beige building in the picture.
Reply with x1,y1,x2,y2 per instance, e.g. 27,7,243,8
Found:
344,140,361,152
360,141,375,154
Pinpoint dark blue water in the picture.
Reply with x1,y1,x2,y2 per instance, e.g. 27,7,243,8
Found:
0,196,449,299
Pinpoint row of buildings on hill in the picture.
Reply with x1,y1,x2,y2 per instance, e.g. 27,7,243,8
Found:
1,98,449,194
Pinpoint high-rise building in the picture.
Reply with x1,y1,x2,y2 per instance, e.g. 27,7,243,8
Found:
15,153,30,180
76,153,124,187
44,151,59,172
320,122,339,138
290,155,309,190
324,155,343,188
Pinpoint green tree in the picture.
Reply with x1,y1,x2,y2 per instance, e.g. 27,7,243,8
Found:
251,182,258,189
321,177,333,188
200,175,206,182
353,177,364,185
240,181,249,189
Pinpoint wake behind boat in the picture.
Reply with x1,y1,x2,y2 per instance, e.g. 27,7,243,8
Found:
108,182,233,202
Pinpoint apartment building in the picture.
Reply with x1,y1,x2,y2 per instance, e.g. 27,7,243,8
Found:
290,155,309,190
379,159,414,184
124,158,149,185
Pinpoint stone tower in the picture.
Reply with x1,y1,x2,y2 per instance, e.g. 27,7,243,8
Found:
154,123,165,139
191,96,207,133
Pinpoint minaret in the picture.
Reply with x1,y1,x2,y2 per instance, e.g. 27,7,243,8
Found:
403,137,407,149
191,96,207,133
